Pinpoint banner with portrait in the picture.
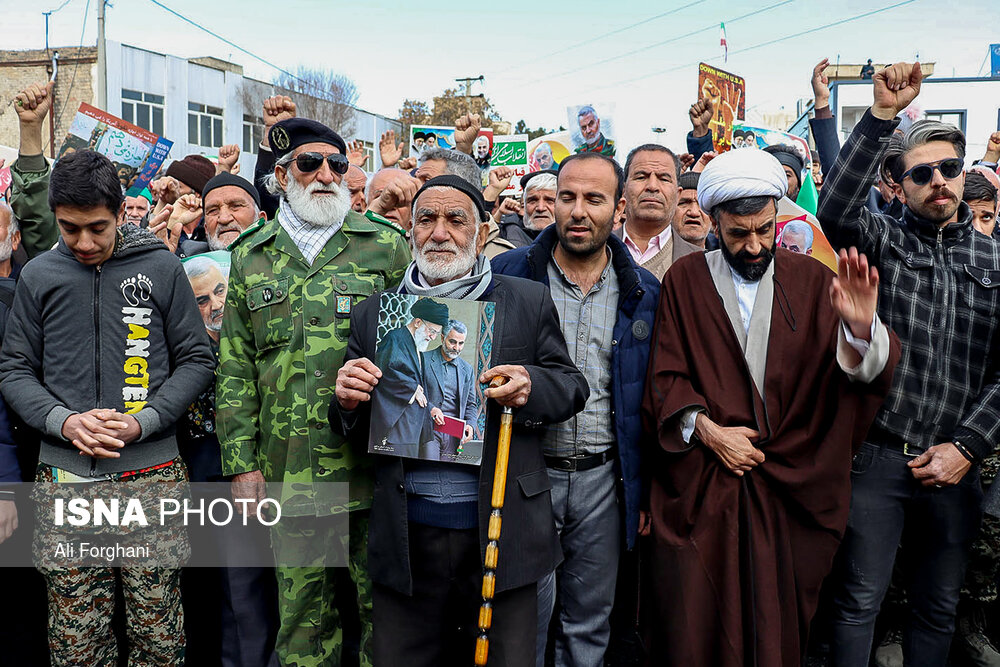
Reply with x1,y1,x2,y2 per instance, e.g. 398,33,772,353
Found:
566,103,616,158
368,294,496,466
526,131,573,173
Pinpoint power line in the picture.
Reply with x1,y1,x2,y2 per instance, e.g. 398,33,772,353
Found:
490,0,708,77
145,0,340,102
44,0,77,14
591,0,919,92
519,0,794,86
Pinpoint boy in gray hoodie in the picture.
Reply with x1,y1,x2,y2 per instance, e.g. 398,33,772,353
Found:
0,149,215,665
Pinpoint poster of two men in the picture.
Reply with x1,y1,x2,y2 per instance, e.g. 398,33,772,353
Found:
368,295,495,465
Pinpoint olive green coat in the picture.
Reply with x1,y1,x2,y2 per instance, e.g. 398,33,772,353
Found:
217,209,410,516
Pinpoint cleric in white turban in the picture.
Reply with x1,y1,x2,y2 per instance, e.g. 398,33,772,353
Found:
640,124,898,667
696,147,788,217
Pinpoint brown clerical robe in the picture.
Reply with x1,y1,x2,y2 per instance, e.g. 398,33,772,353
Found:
641,248,900,667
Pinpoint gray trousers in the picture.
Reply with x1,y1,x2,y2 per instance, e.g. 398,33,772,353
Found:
536,458,621,667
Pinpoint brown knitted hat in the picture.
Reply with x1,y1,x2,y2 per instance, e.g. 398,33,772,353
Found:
166,154,216,193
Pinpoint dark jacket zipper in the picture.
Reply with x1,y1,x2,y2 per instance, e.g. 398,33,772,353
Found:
91,264,102,477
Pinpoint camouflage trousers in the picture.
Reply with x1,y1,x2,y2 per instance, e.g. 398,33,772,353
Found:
41,565,184,666
960,455,1000,604
33,459,190,666
271,510,371,667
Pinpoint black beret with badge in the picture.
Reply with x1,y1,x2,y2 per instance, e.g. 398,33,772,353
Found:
268,118,347,160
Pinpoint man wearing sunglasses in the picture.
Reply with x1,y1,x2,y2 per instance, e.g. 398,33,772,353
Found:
217,117,411,667
818,62,1000,667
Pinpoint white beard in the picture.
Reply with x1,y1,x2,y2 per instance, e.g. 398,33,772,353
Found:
524,211,553,232
208,223,243,251
284,177,351,227
0,235,12,263
412,237,478,283
412,325,432,353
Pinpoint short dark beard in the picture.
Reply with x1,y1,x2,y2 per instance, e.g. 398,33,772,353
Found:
721,240,776,281
557,216,615,258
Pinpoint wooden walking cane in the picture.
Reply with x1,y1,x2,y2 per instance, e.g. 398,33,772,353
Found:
474,375,513,666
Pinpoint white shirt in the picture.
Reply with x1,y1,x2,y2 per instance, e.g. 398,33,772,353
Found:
622,224,672,265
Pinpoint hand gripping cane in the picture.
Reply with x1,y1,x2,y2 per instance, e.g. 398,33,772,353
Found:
474,375,513,666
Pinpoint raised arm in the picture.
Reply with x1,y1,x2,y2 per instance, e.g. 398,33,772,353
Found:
817,62,922,255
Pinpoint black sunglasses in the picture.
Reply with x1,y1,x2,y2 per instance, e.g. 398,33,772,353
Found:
900,158,964,186
294,152,350,175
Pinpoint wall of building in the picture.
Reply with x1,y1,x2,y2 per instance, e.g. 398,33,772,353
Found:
1,42,402,177
832,78,1000,163
0,47,97,158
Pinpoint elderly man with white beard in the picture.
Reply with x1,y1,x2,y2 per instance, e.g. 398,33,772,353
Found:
332,174,588,666
200,172,266,251
216,117,411,667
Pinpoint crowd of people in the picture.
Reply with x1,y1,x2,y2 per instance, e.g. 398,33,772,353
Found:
0,55,997,667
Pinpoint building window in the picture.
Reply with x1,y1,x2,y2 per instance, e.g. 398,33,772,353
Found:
360,140,375,169
925,110,966,135
243,114,263,154
188,102,224,148
121,89,164,136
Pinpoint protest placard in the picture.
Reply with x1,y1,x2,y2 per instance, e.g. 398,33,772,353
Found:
567,103,616,157
732,123,812,167
368,294,496,466
527,131,573,172
58,103,173,197
490,134,529,196
410,124,493,160
697,63,746,152
776,197,837,273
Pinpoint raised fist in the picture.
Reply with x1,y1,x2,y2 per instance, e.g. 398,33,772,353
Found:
454,113,482,155
872,62,923,121
15,81,54,125
217,144,240,173
369,176,420,216
689,98,713,138
262,96,296,127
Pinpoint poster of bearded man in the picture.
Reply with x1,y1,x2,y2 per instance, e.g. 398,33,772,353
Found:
368,294,495,465
567,103,617,157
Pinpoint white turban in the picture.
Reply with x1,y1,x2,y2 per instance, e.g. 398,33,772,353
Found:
697,148,788,215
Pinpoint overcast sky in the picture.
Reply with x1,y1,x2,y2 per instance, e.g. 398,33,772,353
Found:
5,0,998,151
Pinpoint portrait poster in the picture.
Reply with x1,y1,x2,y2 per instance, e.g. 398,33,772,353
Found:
566,103,616,158
526,131,573,173
58,103,173,197
180,251,232,339
697,63,746,153
732,123,813,167
409,124,493,161
776,197,837,273
369,294,496,466
489,134,529,196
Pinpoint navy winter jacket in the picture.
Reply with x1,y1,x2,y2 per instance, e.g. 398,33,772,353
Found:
490,226,661,549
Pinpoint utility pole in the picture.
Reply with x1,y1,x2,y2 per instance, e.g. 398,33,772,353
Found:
97,0,107,110
455,75,484,113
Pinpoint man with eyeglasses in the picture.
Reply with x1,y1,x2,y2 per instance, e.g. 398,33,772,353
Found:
217,117,411,666
818,62,1000,667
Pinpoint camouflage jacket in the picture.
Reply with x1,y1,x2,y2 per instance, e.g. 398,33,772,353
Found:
217,209,410,516
574,134,616,157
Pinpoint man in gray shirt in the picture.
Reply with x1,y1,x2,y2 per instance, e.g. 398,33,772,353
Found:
491,152,661,667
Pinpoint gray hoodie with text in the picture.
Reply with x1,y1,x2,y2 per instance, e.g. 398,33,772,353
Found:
0,225,216,476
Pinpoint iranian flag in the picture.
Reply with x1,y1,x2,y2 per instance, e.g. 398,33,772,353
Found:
720,22,728,62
